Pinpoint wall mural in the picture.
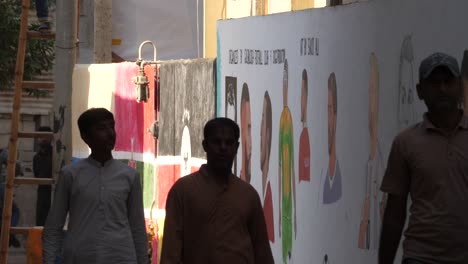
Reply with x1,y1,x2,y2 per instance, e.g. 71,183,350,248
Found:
261,91,275,242
398,35,417,130
72,63,157,208
358,53,386,251
278,59,297,263
180,110,192,177
241,83,252,183
218,0,468,263
225,76,238,173
323,72,341,205
299,69,311,183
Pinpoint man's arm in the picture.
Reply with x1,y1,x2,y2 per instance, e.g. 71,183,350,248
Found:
249,190,274,264
160,184,183,264
42,169,71,264
378,194,407,264
127,172,149,264
379,135,410,264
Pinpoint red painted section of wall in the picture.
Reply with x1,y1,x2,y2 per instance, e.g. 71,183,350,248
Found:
156,164,201,209
113,63,156,154
157,164,179,209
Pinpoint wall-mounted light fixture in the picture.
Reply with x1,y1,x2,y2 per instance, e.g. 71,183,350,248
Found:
133,40,159,103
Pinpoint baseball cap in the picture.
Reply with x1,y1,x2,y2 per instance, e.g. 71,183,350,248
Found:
419,52,460,81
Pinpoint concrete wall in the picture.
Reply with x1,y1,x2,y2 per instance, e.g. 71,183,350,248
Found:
77,0,94,64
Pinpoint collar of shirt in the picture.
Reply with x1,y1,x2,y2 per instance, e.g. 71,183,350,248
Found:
199,164,236,189
86,156,114,168
422,112,468,132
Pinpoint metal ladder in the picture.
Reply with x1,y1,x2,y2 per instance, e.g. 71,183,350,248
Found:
0,0,56,262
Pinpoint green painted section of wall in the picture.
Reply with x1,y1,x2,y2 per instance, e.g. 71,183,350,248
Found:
120,159,155,209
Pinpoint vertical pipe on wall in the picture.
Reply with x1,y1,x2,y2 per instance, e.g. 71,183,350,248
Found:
53,0,77,181
94,0,112,63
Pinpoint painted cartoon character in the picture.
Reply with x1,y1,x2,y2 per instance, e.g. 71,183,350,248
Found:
261,91,274,242
299,69,311,182
278,59,297,263
323,73,342,204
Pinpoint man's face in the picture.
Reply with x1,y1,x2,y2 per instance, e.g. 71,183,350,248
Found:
328,90,336,155
301,80,307,123
37,137,52,154
203,126,239,173
418,66,462,113
241,102,252,181
83,119,116,153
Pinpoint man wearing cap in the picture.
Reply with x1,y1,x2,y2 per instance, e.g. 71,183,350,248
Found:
379,52,468,264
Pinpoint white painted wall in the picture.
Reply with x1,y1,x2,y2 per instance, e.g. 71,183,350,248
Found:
269,0,291,14
226,0,253,18
217,0,468,262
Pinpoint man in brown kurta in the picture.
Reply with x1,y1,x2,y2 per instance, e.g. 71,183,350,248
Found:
379,52,468,264
161,118,274,264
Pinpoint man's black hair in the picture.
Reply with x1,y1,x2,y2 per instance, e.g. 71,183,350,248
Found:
203,117,240,141
77,108,114,137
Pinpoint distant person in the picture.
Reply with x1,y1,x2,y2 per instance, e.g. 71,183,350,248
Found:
42,108,148,263
36,0,50,31
0,148,24,248
379,52,468,264
161,117,274,264
33,126,53,226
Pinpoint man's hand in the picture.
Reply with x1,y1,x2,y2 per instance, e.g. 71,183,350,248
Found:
378,194,407,264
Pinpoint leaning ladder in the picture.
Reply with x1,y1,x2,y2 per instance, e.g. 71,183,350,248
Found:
0,0,56,262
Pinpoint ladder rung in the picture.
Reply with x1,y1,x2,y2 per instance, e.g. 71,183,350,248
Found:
27,31,55,40
18,131,54,139
22,80,55,90
10,227,35,235
14,177,54,185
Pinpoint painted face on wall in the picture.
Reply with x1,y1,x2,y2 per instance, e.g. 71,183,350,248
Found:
369,53,379,158
241,101,252,182
226,83,235,117
261,100,268,172
283,59,289,107
398,35,415,129
328,73,337,155
260,99,268,190
260,91,272,193
301,73,308,124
